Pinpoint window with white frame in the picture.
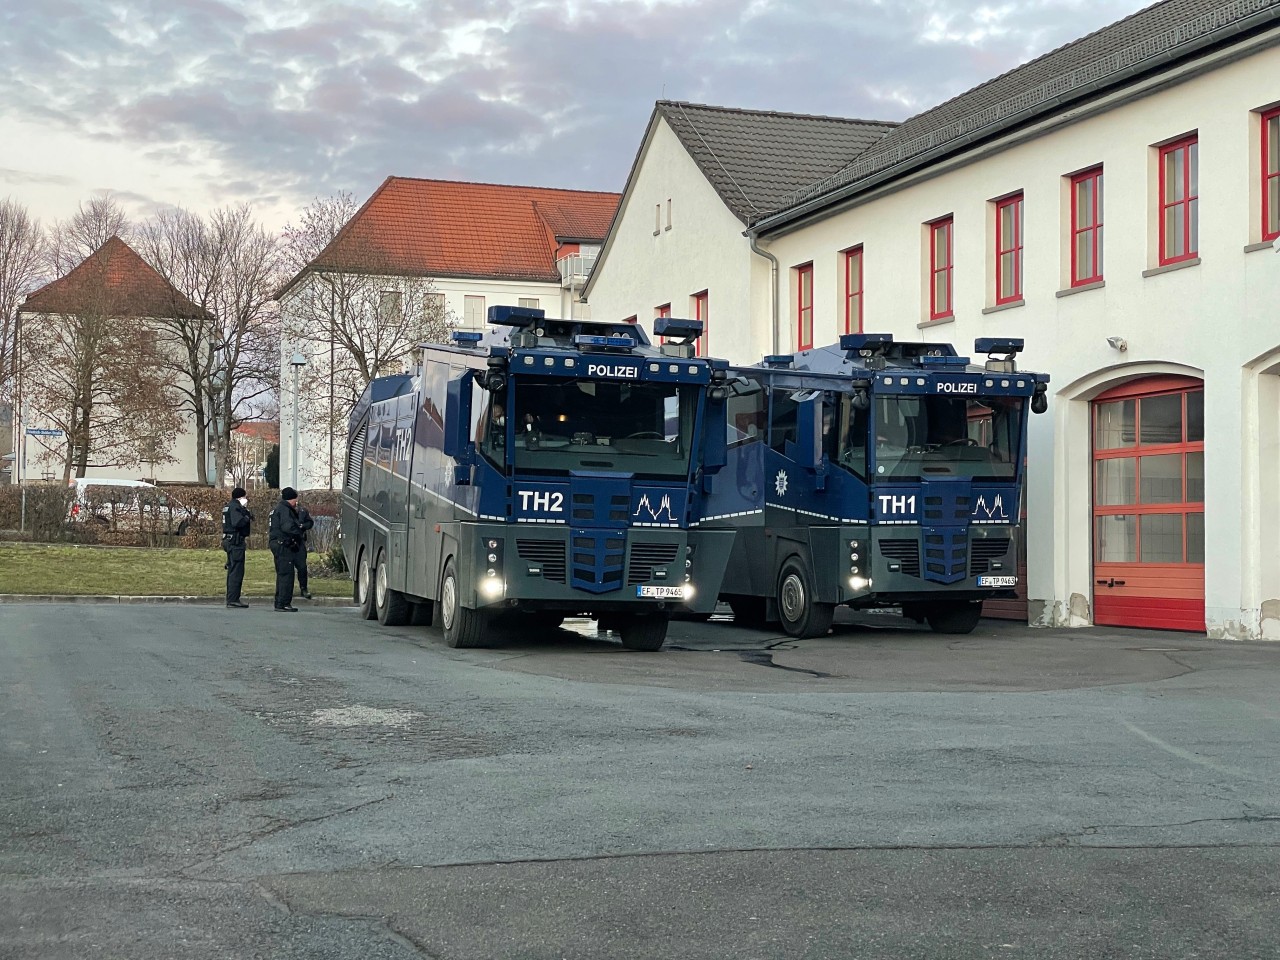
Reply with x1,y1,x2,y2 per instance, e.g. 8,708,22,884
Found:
463,295,485,328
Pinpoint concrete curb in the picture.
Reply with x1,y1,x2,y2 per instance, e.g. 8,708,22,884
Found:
0,594,357,606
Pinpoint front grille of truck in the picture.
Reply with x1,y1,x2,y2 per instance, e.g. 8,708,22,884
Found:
969,538,1011,575
922,492,971,523
923,530,968,583
571,533,625,593
878,539,920,578
516,539,566,583
627,542,679,585
570,492,631,526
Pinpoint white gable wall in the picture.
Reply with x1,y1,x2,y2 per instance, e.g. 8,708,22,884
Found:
585,120,767,361
758,40,1280,637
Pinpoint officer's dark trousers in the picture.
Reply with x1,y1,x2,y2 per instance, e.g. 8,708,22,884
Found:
292,549,309,594
271,543,297,608
224,546,246,603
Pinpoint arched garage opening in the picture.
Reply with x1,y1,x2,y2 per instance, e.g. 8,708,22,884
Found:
1091,375,1204,631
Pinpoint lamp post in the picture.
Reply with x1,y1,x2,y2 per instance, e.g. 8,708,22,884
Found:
289,351,306,491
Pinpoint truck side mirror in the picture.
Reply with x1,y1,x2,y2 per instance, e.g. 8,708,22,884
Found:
704,395,728,473
443,373,474,462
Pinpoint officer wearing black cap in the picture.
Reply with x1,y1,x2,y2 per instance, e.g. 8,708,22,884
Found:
268,487,303,612
221,486,252,608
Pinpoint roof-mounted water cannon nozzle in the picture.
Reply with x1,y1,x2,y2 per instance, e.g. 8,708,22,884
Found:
976,337,1024,373
655,317,702,358
840,332,893,369
1031,381,1049,414
851,377,872,411
478,351,509,393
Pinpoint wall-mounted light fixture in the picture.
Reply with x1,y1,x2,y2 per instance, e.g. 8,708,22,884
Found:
1106,336,1128,352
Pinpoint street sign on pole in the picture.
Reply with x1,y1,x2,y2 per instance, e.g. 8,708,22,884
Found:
26,428,64,438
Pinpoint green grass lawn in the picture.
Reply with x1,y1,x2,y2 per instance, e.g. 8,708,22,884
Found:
0,545,352,598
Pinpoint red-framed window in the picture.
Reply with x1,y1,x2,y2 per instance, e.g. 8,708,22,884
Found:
1263,108,1280,242
655,303,671,318
929,217,953,320
692,290,708,357
1159,136,1198,265
622,315,637,324
1071,167,1104,285
995,193,1023,304
795,263,813,350
843,246,863,334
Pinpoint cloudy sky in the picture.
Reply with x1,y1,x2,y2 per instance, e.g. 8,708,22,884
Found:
1,0,1148,232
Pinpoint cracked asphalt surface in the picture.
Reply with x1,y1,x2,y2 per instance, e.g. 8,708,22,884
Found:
2,603,1278,958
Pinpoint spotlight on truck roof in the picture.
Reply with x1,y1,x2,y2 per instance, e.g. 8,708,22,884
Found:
974,338,1024,356
654,317,703,343
840,332,893,354
487,305,545,328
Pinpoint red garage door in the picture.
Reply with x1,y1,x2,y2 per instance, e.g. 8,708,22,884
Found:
1092,377,1205,631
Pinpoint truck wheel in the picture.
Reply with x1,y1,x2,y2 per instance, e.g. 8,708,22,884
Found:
440,558,490,648
374,550,411,626
925,601,982,635
618,615,668,651
728,596,768,626
356,549,376,620
777,558,835,639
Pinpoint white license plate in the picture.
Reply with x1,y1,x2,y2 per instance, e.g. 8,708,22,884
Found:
636,585,683,599
977,575,1017,588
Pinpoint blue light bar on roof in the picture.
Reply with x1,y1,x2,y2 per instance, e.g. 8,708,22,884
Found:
840,332,893,352
451,330,484,345
974,337,1025,355
654,317,703,340
916,354,971,367
574,334,636,349
763,355,794,368
488,305,545,328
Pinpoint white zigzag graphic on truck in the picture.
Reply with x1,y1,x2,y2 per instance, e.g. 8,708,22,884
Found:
972,494,1008,519
633,494,676,522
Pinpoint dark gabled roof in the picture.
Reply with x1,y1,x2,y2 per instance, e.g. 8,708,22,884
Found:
21,237,206,319
279,177,620,297
762,0,1280,228
655,101,897,224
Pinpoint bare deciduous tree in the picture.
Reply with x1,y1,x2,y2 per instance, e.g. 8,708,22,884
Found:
20,261,183,481
0,197,46,406
137,204,283,486
47,194,132,276
280,193,454,487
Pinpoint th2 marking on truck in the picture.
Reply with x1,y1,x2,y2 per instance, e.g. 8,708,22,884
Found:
518,490,564,513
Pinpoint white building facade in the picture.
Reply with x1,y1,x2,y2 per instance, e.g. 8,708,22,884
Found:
584,1,1280,638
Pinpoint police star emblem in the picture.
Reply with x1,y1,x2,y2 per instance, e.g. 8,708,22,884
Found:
774,469,788,496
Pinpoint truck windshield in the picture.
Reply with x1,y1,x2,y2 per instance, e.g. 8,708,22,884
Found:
872,395,1024,480
509,378,698,479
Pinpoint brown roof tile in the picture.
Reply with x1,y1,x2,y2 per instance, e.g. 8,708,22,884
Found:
292,178,620,290
21,237,206,319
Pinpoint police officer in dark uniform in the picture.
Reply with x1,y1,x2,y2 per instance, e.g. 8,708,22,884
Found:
221,486,252,608
268,487,304,612
293,502,315,600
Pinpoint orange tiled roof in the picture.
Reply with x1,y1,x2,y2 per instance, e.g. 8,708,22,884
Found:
234,421,280,443
292,177,620,290
21,237,206,319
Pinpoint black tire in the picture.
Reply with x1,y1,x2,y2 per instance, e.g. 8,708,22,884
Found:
618,615,668,651
356,549,377,620
410,601,434,626
776,557,835,639
925,601,983,635
728,595,768,627
374,550,411,626
440,558,490,648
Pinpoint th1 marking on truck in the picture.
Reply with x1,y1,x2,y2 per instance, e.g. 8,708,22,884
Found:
878,494,917,516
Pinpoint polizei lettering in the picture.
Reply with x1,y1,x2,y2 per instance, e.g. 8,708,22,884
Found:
935,381,978,394
586,362,640,379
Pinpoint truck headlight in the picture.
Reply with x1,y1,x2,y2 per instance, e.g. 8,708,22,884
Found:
848,576,872,592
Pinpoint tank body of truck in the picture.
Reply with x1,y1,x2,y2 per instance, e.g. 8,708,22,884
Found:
700,333,1048,637
340,307,736,650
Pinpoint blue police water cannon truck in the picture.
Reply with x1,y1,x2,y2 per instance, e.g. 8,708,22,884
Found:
700,333,1049,637
340,306,736,650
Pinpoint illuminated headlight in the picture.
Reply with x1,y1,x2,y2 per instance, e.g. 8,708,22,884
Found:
848,576,872,592
681,583,696,601
480,576,505,599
